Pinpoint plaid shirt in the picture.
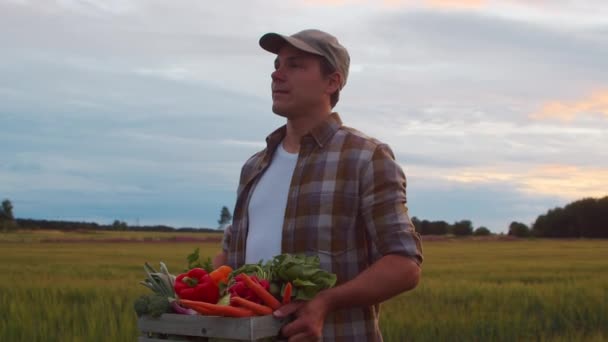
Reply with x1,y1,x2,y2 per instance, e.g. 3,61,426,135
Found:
222,113,423,341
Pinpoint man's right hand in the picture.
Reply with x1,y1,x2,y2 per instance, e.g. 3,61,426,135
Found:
274,294,331,341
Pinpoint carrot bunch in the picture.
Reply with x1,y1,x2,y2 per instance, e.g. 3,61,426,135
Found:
179,299,254,317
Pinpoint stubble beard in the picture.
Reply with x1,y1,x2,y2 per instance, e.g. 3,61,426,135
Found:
272,102,300,120
272,105,289,118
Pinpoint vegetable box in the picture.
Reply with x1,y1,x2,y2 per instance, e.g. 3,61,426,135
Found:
137,313,286,342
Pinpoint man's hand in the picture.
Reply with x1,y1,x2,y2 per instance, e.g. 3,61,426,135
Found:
272,255,419,340
274,294,332,341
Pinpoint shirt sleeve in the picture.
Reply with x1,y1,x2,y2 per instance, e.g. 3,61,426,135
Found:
360,144,423,266
221,224,233,254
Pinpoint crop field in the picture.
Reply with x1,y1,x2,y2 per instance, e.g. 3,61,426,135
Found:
2,230,607,342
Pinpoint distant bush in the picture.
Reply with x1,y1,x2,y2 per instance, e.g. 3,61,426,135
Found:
474,227,491,236
452,220,473,236
509,221,531,237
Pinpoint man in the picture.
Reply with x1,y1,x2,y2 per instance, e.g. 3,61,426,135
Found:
214,29,423,341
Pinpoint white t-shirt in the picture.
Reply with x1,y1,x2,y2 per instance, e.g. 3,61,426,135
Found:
245,142,298,264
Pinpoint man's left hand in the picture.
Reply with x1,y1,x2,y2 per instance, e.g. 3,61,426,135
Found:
274,295,331,341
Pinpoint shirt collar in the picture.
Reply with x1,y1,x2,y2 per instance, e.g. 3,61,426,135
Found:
264,112,343,151
308,112,343,148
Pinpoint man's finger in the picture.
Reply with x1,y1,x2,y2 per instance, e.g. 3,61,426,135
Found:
289,332,319,342
279,316,303,337
273,301,304,318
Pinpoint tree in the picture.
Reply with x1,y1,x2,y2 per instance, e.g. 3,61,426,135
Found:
452,220,473,236
1,199,16,232
218,206,232,230
1,199,14,220
112,220,128,231
429,221,449,235
411,216,421,233
414,217,449,235
474,227,491,236
509,221,530,237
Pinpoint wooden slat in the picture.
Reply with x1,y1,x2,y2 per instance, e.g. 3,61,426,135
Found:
138,337,188,342
138,314,285,341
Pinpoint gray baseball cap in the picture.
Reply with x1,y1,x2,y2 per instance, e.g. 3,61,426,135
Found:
259,29,350,89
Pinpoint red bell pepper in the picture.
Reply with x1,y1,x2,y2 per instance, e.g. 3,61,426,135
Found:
174,268,219,304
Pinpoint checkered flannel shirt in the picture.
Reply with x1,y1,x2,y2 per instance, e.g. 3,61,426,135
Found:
222,113,423,341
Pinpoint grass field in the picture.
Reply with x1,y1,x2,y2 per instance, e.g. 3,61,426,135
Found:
0,229,222,243
2,230,607,341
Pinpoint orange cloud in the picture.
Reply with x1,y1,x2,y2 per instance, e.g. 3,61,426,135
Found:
530,89,608,121
440,164,608,200
520,165,608,199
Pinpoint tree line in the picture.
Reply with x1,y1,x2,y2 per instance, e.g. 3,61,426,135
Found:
8,218,222,233
1,196,607,237
531,196,608,238
0,198,223,233
411,218,490,236
412,196,608,238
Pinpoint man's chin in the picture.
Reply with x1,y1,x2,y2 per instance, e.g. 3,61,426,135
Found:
272,105,290,118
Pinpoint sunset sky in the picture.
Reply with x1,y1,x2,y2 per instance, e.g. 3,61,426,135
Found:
1,0,606,232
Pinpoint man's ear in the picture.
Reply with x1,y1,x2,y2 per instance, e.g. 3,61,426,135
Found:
325,72,342,95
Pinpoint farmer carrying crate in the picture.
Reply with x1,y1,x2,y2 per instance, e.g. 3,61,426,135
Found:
216,29,424,341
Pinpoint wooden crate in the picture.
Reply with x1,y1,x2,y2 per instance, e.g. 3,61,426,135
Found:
138,313,286,341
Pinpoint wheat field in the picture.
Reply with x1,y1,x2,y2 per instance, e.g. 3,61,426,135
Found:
2,231,607,341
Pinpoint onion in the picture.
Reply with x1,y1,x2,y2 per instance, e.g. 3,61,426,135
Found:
170,300,198,315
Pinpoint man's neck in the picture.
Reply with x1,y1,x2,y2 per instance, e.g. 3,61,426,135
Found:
282,110,331,154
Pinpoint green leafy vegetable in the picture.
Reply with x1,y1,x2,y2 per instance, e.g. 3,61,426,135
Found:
271,254,337,301
185,247,213,273
230,253,337,301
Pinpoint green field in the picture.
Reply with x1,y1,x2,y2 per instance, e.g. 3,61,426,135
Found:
2,230,607,341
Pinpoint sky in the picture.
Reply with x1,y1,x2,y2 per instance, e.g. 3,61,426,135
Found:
1,0,607,232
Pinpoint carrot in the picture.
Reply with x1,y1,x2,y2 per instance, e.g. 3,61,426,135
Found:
231,296,274,316
240,273,282,310
282,282,292,305
178,299,215,315
179,299,254,317
210,265,233,286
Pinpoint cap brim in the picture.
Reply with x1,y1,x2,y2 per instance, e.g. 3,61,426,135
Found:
259,32,323,56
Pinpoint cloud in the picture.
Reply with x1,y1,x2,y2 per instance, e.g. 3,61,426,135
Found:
300,0,487,11
2,0,608,232
303,0,362,6
220,139,266,149
405,162,608,231
425,0,485,9
530,89,608,122
302,0,500,11
441,164,608,200
298,0,608,25
520,165,608,199
54,0,137,16
408,179,561,231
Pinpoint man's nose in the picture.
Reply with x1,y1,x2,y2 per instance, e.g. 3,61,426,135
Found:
271,68,285,82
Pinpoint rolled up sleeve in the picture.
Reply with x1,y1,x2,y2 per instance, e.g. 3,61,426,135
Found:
221,224,233,254
360,144,423,266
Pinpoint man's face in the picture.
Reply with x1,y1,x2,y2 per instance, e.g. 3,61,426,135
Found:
271,45,330,118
